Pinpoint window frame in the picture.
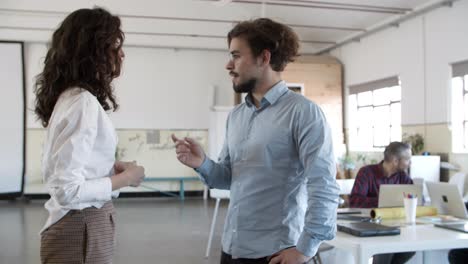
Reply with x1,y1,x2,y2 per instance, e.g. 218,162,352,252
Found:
451,59,468,153
349,80,401,151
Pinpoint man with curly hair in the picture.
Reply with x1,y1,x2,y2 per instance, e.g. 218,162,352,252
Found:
173,18,339,264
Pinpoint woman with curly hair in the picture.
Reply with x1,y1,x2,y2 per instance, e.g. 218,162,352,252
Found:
35,7,145,264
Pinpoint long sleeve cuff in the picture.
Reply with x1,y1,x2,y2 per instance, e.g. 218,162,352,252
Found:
193,157,213,186
296,231,322,257
195,156,212,175
81,177,113,202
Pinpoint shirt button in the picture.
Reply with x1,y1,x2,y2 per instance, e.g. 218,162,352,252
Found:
233,229,237,233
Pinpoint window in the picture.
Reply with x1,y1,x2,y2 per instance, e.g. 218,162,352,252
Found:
348,77,401,150
237,83,304,104
451,60,468,152
287,83,305,95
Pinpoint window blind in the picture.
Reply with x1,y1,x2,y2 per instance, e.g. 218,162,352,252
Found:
349,76,399,95
452,60,468,78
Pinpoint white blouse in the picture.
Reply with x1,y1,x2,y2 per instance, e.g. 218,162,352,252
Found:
40,87,119,233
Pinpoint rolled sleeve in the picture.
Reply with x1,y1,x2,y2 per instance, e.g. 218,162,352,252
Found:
296,231,324,257
81,177,113,202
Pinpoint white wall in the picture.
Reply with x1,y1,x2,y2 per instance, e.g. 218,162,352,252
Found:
25,43,233,129
333,0,468,126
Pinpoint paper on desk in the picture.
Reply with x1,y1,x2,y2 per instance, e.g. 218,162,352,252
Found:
417,215,467,224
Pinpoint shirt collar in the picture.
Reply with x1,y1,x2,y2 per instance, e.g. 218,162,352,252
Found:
245,81,288,108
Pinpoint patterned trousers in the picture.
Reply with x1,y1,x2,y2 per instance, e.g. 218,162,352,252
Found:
41,201,115,264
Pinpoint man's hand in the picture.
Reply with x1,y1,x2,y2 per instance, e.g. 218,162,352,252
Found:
268,247,311,264
171,134,205,169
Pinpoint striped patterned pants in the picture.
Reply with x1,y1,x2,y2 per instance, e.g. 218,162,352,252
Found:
41,201,115,264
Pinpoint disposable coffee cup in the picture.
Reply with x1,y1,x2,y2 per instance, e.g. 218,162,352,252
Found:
404,197,418,223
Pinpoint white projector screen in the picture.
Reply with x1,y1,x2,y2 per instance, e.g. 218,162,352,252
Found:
0,41,25,196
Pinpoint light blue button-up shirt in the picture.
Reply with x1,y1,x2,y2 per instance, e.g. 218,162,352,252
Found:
197,81,339,258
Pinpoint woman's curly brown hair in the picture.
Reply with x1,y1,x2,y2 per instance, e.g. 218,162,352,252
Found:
227,18,299,72
34,7,124,127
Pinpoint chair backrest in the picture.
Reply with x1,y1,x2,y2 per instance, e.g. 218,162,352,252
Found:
336,179,355,195
412,177,429,203
449,172,466,196
210,189,230,199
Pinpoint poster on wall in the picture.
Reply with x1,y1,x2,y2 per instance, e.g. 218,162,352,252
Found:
0,41,25,197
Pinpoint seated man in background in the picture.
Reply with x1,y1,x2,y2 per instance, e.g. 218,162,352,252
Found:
350,141,413,208
350,141,415,264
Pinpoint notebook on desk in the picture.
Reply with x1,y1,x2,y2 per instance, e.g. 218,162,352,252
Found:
434,223,468,233
337,214,371,221
337,222,401,237
337,208,362,214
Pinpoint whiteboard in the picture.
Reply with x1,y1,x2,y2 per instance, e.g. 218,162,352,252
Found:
0,42,25,195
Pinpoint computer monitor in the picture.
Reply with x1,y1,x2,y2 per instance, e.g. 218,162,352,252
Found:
427,182,468,219
409,155,440,200
378,184,423,208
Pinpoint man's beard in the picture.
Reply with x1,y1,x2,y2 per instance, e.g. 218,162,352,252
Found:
233,78,257,94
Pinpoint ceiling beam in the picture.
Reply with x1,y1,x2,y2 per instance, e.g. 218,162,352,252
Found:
201,0,410,14
273,0,412,12
0,8,365,32
315,0,458,55
0,25,335,45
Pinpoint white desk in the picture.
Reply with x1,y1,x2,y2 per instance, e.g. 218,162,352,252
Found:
327,223,468,264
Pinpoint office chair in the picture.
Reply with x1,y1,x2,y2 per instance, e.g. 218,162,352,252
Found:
449,172,466,197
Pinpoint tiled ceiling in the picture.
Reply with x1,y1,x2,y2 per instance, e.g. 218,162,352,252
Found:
0,0,458,54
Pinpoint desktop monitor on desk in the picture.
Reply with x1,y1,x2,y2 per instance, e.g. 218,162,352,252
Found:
409,155,441,200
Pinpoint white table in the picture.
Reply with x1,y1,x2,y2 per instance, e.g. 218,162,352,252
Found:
327,222,468,264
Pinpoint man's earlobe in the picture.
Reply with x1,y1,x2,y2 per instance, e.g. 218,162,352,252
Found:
262,50,271,66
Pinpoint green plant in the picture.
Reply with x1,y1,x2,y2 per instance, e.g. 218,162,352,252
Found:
338,154,356,171
402,133,424,155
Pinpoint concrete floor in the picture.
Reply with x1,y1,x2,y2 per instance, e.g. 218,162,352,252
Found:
0,197,227,264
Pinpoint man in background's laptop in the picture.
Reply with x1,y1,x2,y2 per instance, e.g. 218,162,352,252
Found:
349,142,415,264
379,184,423,208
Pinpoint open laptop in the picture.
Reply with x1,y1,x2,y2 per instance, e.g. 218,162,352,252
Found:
378,184,423,208
337,222,400,237
427,182,468,219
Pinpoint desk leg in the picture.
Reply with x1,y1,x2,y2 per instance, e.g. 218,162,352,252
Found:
203,186,208,200
180,180,185,201
356,250,371,264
